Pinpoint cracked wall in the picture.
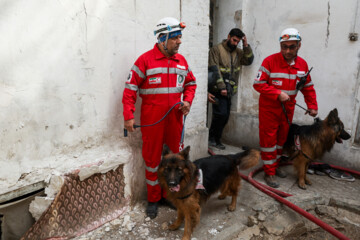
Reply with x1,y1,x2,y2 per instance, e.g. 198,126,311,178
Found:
0,0,209,203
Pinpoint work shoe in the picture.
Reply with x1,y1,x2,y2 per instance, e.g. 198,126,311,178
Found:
307,168,315,174
325,169,355,182
215,142,226,150
208,138,216,147
146,202,158,219
264,174,280,188
275,168,287,178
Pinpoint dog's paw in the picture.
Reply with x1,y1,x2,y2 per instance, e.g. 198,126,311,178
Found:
218,194,226,200
298,181,307,190
227,205,236,212
305,178,312,185
168,223,180,231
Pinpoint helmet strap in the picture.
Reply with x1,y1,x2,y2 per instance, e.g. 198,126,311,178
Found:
163,33,169,51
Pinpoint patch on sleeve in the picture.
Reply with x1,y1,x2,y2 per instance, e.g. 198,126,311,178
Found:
177,64,186,70
176,74,185,87
255,71,262,80
126,71,133,83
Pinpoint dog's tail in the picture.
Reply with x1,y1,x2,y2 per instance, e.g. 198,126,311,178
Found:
235,149,260,170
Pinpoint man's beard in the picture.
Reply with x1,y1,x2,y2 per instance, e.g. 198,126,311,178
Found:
226,40,237,51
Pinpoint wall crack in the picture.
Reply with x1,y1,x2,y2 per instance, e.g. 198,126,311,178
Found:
325,1,330,48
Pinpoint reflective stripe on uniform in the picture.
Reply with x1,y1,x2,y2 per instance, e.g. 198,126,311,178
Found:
146,67,168,76
145,165,158,173
171,68,188,76
270,73,297,79
139,87,184,95
262,158,277,165
125,83,139,91
282,89,298,96
259,66,270,76
131,65,145,79
146,179,158,186
276,145,283,149
220,67,241,73
146,67,188,76
220,67,230,73
234,66,241,72
253,80,267,84
260,145,277,152
184,81,197,86
303,82,314,88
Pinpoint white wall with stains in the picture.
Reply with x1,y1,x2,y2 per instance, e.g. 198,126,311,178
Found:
0,0,210,201
213,0,360,169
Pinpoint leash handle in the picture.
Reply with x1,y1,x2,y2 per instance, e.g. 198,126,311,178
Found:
123,124,140,137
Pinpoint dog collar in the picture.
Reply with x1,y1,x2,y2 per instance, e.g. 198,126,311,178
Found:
177,192,193,200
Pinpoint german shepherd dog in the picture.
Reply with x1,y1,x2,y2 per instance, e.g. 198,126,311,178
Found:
158,145,259,240
283,108,351,189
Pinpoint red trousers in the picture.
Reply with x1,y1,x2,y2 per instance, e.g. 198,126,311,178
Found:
141,104,183,202
259,103,294,175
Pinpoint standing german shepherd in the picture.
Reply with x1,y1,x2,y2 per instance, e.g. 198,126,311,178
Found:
158,145,259,240
283,108,351,189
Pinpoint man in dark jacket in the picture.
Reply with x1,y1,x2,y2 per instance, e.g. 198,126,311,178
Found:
208,28,254,149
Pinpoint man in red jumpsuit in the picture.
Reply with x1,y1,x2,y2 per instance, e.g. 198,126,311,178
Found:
253,28,318,188
122,17,196,218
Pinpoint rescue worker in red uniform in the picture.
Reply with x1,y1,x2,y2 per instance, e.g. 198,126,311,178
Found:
122,17,196,218
253,28,318,188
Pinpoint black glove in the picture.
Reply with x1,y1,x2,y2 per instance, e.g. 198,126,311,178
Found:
225,82,233,98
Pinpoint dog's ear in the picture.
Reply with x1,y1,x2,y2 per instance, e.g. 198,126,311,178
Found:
185,159,197,179
179,146,190,160
162,144,172,156
328,108,339,125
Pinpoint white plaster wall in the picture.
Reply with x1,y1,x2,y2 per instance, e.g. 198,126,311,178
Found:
0,0,209,201
213,0,360,169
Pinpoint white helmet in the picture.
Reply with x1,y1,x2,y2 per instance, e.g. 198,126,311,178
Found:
154,17,186,42
279,28,301,42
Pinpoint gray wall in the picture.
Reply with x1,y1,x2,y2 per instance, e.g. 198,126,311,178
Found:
212,0,360,169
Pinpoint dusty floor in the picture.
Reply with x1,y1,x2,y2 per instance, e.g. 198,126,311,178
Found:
73,144,360,240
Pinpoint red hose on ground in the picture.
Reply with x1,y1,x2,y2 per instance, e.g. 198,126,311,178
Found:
208,148,354,240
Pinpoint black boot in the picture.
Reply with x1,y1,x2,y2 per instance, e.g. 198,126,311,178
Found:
146,202,158,219
264,174,280,188
215,141,226,150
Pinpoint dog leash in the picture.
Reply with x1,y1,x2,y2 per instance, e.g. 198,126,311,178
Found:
123,102,187,151
281,102,291,126
295,103,310,114
281,102,310,126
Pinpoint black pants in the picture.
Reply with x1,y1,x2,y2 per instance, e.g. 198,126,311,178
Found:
209,94,231,143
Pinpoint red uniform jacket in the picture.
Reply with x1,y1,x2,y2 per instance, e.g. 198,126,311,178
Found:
122,44,197,121
253,52,317,112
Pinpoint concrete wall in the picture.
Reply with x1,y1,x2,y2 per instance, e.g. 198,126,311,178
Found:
0,0,209,202
212,0,360,169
